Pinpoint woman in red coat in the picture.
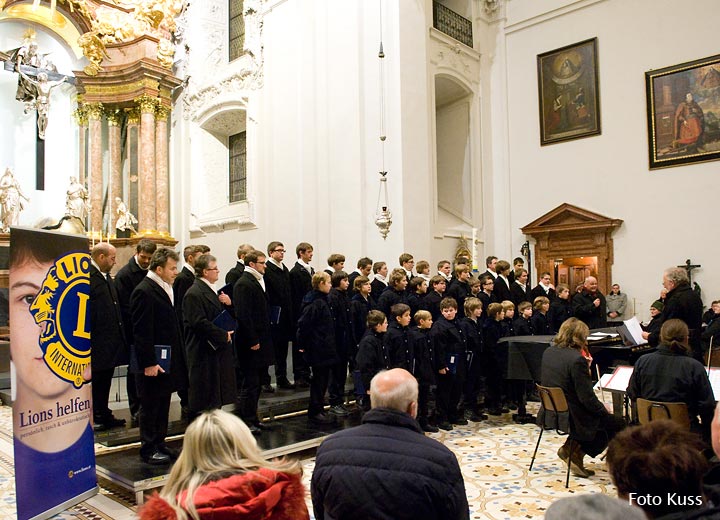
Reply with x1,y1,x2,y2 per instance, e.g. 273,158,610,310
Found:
139,410,309,520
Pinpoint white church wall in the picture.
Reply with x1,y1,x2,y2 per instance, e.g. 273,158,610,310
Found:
503,0,720,317
175,0,439,274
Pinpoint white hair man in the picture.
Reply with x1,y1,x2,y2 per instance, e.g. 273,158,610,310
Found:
311,368,469,519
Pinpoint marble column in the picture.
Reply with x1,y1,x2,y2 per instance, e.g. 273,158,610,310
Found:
86,103,104,236
155,104,170,236
136,96,157,235
73,106,88,185
125,108,140,223
106,109,122,237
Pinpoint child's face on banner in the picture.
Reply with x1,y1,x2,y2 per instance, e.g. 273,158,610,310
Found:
10,259,69,400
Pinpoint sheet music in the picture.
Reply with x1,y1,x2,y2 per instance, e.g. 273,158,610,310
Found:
623,317,646,345
707,367,720,400
603,365,634,392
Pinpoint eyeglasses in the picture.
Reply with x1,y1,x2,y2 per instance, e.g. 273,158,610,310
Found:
255,261,266,264
274,249,286,253
206,267,219,271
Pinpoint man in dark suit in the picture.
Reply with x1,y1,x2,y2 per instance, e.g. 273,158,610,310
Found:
115,238,156,424
225,243,254,286
130,248,182,465
480,255,498,281
572,276,607,329
530,271,556,303
265,241,296,390
492,260,513,303
182,254,235,422
89,243,127,431
234,250,275,434
173,244,204,419
370,261,388,301
289,242,315,388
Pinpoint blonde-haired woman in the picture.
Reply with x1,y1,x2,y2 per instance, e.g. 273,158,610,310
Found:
139,410,309,520
540,318,625,478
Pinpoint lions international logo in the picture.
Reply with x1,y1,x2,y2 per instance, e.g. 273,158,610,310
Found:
29,252,91,388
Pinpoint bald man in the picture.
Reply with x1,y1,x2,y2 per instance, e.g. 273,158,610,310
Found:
311,368,469,520
89,243,127,430
572,276,607,329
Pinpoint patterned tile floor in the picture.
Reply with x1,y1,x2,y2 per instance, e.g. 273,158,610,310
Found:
0,401,619,519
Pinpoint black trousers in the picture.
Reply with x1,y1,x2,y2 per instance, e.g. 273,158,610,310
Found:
237,365,264,425
137,372,172,458
292,341,311,382
328,360,348,406
271,329,289,380
573,414,626,457
127,372,140,416
309,365,331,416
436,373,464,422
92,367,115,421
417,383,431,424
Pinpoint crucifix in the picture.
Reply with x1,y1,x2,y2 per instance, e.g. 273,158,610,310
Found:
4,31,75,190
678,259,701,286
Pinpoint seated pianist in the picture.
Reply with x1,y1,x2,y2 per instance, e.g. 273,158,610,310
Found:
627,319,715,440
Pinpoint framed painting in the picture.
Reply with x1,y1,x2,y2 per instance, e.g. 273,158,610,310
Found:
537,38,601,146
645,54,720,170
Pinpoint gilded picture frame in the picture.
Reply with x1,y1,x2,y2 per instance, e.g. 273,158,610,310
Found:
645,54,720,170
537,38,601,146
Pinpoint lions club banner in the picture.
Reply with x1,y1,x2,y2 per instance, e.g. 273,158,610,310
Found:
10,228,97,520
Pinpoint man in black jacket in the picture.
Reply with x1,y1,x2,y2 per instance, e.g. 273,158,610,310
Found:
643,267,703,360
115,238,156,423
89,243,127,431
264,241,295,389
233,250,275,434
225,243,254,286
182,254,235,422
311,368,469,520
289,241,315,388
130,248,182,465
572,276,607,329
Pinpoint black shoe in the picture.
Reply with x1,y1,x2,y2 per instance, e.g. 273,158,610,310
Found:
277,378,295,390
261,384,275,394
421,423,439,433
487,408,503,416
451,417,468,426
468,411,488,422
142,451,171,465
93,422,109,432
308,413,335,424
158,444,180,459
512,413,536,424
329,405,350,416
295,378,310,389
437,421,453,431
131,412,140,427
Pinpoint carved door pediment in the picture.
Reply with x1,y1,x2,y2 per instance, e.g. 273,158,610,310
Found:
521,203,623,294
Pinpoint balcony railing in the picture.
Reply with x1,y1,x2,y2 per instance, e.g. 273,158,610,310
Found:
432,2,473,49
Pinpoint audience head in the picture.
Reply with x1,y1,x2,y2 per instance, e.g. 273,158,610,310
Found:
515,268,528,284
149,247,179,274
135,238,157,269
183,245,204,265
158,409,300,520
244,250,266,274
485,256,498,271
414,309,432,327
545,494,646,520
399,253,414,270
464,297,482,318
454,264,471,280
556,283,570,299
607,420,707,519
583,276,598,292
415,260,429,275
193,254,217,278
663,267,689,291
660,318,690,354
430,275,447,293
370,369,418,417
554,317,589,350
540,272,552,285
389,269,407,290
611,283,621,295
91,242,116,273
480,275,494,292
513,257,525,269
487,302,503,321
437,260,452,276
518,301,532,316
712,300,720,315
650,300,664,316
533,296,550,311
354,275,371,294
409,276,427,294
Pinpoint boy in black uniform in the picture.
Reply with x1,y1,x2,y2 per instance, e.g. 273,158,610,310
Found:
514,301,534,336
377,269,408,317
327,271,357,416
410,310,439,432
432,297,468,431
406,276,427,317
460,297,487,422
355,310,389,411
423,275,447,322
385,303,413,371
531,296,552,335
482,303,508,416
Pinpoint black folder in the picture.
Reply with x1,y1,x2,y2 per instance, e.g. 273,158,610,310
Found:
213,309,237,332
129,344,172,374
